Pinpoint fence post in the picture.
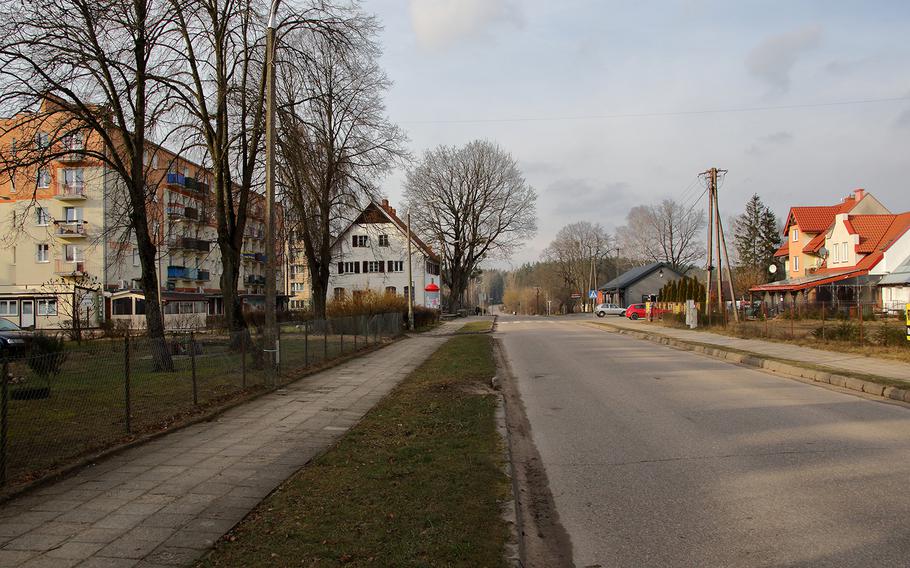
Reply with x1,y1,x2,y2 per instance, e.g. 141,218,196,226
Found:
340,327,344,355
821,301,826,341
241,331,247,388
858,300,864,346
354,319,358,351
323,320,328,361
124,334,131,435
763,302,768,338
190,332,198,406
790,302,794,339
1,357,8,486
304,321,309,367
276,322,281,383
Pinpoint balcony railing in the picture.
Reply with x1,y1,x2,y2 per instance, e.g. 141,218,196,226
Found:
58,153,85,163
55,259,86,275
245,275,266,285
167,265,189,279
166,205,199,221
169,237,210,253
55,181,86,200
53,220,88,238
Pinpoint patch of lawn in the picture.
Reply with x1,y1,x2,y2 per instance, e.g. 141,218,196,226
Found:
457,319,493,334
197,334,510,568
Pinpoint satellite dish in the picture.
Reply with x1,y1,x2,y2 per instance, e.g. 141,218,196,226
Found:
818,246,828,258
768,264,778,274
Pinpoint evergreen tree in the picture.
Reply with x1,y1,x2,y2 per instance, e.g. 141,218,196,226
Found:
734,194,780,274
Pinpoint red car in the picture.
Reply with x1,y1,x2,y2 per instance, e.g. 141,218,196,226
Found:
625,303,668,320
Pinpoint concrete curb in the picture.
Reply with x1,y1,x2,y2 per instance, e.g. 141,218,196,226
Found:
587,322,910,404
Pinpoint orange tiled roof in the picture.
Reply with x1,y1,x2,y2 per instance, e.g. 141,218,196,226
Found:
773,241,789,257
847,213,910,254
785,198,858,235
803,232,827,253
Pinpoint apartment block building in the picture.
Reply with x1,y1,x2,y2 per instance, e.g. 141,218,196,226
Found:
0,98,285,331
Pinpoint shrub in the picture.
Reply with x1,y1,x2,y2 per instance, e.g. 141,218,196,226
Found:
811,321,857,342
327,291,439,329
27,333,68,381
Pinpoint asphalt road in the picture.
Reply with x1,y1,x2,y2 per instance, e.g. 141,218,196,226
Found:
497,315,910,568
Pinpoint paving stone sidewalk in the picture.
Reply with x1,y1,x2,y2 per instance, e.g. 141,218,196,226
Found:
0,323,460,567
596,317,910,385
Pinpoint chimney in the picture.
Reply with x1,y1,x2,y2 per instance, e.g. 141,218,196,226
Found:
391,207,396,216
853,188,865,201
381,198,389,210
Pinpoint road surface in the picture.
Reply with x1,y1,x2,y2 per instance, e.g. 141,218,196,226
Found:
497,315,910,567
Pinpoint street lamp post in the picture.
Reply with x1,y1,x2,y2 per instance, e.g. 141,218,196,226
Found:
264,0,281,375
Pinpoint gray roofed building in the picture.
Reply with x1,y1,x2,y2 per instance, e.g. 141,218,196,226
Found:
598,262,683,307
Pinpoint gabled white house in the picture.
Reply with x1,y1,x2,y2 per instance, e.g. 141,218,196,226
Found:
327,200,441,306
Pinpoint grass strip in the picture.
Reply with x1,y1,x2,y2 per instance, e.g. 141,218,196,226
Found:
197,334,510,568
457,320,493,334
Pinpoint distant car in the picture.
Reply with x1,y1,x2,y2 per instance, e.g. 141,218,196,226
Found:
624,303,669,320
0,319,33,357
594,303,626,317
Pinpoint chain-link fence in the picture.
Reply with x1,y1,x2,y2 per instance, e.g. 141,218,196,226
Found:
0,312,403,491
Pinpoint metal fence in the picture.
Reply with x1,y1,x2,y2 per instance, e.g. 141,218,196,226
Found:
656,300,908,346
0,312,403,491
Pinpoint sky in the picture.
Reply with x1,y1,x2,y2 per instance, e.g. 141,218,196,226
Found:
367,0,910,267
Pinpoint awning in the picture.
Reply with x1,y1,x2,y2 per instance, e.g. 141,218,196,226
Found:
750,268,868,292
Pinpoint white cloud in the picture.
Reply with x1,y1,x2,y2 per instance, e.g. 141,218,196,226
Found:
746,26,822,94
409,0,523,50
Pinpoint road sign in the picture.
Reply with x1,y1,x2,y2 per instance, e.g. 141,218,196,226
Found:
570,293,582,299
588,290,597,299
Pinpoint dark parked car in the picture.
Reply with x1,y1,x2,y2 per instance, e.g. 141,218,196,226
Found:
0,319,33,357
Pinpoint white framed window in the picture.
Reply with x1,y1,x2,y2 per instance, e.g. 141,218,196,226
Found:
352,235,368,247
132,247,140,266
792,228,799,242
793,256,799,271
387,260,404,272
337,261,359,274
63,206,83,222
64,244,82,262
63,168,84,191
365,261,382,273
378,234,389,247
37,168,50,188
333,287,346,301
62,133,84,151
35,206,50,226
37,299,57,316
0,300,18,316
35,244,49,263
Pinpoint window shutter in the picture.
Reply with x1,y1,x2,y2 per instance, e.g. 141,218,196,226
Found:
362,261,368,273
338,262,343,274
355,262,360,274
352,235,357,247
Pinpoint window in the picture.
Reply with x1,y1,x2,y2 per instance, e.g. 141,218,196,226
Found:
387,260,404,272
62,133,84,151
0,300,18,316
64,245,82,262
792,228,799,242
385,286,397,295
10,138,17,157
35,244,49,263
35,132,48,149
112,297,133,315
404,286,414,300
352,235,368,247
337,261,360,274
333,287,346,301
63,207,83,222
35,207,50,226
132,247,140,266
378,234,389,247
135,298,146,315
63,168,84,191
37,168,50,188
37,299,57,316
832,243,839,263
426,261,440,276
792,256,799,271
364,261,382,273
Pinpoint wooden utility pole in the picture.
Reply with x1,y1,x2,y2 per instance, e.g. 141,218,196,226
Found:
700,167,738,324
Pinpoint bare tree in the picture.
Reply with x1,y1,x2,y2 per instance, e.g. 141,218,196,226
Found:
276,17,407,318
0,0,175,368
616,199,705,272
543,221,611,305
405,141,537,311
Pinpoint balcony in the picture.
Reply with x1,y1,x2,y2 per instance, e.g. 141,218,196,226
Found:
169,237,210,253
166,205,199,222
254,252,266,263
58,152,85,163
166,172,186,187
245,275,266,286
54,220,88,238
55,181,86,200
55,259,86,276
167,265,189,279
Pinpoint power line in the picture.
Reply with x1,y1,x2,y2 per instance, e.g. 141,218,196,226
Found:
398,95,910,125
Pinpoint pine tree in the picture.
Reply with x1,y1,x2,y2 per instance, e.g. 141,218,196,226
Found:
734,194,780,274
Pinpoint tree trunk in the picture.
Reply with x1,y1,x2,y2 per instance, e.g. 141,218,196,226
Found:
219,238,245,332
134,221,173,372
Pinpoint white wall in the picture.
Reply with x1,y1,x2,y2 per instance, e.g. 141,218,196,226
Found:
826,214,861,268
871,226,910,275
328,219,438,306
